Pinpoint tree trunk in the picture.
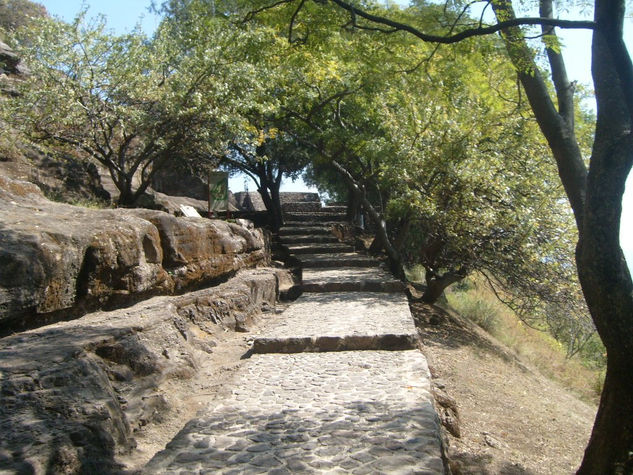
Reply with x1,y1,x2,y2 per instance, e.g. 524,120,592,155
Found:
576,2,633,469
489,0,633,470
346,186,362,225
116,183,137,207
269,182,284,231
491,0,587,229
422,270,465,304
331,160,404,276
257,185,282,232
577,357,633,474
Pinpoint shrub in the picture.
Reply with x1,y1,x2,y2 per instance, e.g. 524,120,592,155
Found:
451,294,500,333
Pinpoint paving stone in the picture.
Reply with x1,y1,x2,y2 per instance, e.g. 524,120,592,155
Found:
144,351,443,474
268,468,292,475
250,454,282,468
280,234,340,244
372,454,420,469
302,267,406,292
246,443,273,453
255,292,415,337
350,450,375,464
287,243,354,254
143,224,443,474
298,252,378,268
279,226,333,236
284,212,347,223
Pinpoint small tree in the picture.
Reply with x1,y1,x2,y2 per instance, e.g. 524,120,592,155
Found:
5,13,236,206
223,131,310,230
158,0,312,227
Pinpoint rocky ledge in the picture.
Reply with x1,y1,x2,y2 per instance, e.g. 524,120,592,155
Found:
0,175,270,332
0,267,291,474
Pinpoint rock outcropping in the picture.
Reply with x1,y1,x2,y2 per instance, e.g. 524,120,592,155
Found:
0,267,289,474
0,175,269,332
0,174,295,473
0,40,29,77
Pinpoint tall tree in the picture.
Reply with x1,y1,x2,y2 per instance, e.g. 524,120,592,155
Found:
158,0,314,226
261,2,585,313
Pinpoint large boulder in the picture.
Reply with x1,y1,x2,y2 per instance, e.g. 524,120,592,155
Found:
0,40,29,76
0,176,268,331
0,267,288,474
129,209,267,291
135,189,240,217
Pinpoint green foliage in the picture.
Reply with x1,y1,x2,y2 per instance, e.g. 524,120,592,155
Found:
233,0,598,357
450,293,501,333
2,0,599,379
3,9,263,205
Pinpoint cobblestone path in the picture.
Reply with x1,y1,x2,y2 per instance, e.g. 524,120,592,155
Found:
144,206,444,474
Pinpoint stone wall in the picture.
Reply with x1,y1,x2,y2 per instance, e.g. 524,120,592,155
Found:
233,191,322,213
279,192,320,204
0,176,269,332
233,191,267,212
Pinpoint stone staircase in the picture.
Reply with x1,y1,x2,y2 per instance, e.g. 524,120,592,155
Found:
280,203,406,293
144,199,445,474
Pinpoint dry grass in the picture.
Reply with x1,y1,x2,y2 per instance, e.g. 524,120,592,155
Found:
412,300,596,473
445,279,603,404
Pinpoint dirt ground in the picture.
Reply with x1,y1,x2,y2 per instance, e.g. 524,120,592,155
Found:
411,301,597,474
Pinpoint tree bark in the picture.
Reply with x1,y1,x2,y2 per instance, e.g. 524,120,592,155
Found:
487,0,633,469
116,177,137,207
331,159,404,276
422,270,465,304
575,1,633,470
491,0,588,230
257,185,283,232
346,186,362,224
269,181,284,231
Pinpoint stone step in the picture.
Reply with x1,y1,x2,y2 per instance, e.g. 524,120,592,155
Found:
281,201,322,213
302,267,406,293
284,212,347,223
322,205,347,213
283,220,346,228
279,226,333,236
280,234,340,244
287,243,355,254
144,351,443,474
298,253,378,268
252,292,418,354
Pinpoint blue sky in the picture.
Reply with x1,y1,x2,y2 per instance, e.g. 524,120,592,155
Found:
35,0,633,264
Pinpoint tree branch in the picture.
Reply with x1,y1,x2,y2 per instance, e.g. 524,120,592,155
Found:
327,0,595,44
540,0,575,129
243,0,294,22
289,0,308,44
